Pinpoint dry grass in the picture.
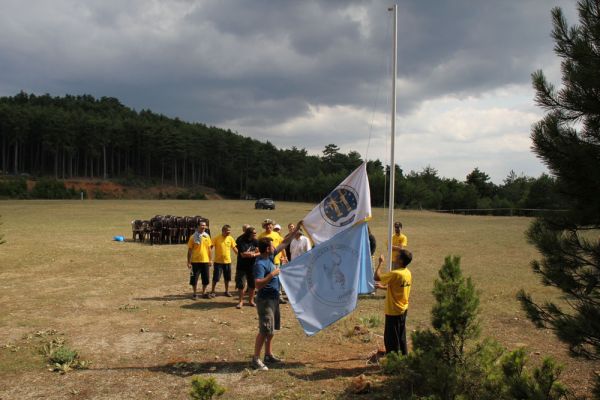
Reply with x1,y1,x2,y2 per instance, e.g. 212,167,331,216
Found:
0,200,597,399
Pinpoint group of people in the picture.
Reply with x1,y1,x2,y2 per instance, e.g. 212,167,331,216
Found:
185,217,412,370
185,218,311,304
185,217,309,370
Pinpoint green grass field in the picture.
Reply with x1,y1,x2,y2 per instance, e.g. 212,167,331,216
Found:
0,200,595,399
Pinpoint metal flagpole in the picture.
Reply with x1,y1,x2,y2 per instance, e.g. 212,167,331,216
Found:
386,5,397,271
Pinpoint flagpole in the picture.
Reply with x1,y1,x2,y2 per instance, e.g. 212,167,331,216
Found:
386,5,397,271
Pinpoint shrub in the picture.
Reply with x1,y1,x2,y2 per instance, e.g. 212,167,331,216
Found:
359,314,382,329
48,345,77,365
40,340,90,374
92,189,105,199
175,189,207,200
189,376,225,400
30,179,77,199
0,178,28,198
500,349,568,399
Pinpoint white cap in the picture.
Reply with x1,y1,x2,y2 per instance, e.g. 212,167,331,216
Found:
274,224,281,230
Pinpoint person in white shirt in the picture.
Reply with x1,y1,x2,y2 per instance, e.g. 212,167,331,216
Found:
290,228,312,260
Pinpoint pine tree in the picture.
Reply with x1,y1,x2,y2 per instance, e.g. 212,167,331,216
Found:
517,0,600,363
383,256,568,399
431,255,481,364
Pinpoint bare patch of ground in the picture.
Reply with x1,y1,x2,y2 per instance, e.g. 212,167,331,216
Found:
28,178,223,200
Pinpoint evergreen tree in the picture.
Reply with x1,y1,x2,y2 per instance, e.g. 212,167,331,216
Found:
431,256,481,363
517,0,600,368
383,256,568,400
466,167,495,199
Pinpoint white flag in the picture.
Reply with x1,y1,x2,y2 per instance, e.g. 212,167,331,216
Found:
302,162,371,245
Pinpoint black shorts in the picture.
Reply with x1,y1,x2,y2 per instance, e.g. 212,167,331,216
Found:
189,263,210,286
235,265,255,290
212,263,231,283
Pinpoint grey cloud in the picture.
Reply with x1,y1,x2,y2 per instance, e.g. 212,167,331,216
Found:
0,0,577,179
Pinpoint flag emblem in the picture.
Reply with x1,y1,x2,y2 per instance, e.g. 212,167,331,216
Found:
306,243,358,307
303,162,371,245
320,185,359,227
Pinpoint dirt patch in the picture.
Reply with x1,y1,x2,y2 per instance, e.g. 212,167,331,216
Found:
34,179,223,200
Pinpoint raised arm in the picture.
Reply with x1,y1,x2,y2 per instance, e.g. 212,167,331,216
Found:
374,254,385,281
274,220,302,255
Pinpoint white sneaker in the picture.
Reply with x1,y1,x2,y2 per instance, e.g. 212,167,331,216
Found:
252,357,268,371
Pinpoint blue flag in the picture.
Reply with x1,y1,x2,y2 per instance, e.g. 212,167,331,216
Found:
280,222,374,336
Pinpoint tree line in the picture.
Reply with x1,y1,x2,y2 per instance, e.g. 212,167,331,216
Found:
0,92,565,210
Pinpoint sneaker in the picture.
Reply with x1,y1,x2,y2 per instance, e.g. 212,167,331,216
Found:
209,292,216,298
224,292,233,297
264,354,283,364
252,357,268,371
236,303,242,309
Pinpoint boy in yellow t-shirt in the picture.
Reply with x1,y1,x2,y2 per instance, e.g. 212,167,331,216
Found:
210,224,238,297
374,249,413,355
187,221,213,299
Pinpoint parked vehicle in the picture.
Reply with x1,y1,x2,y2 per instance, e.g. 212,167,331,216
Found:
255,198,275,210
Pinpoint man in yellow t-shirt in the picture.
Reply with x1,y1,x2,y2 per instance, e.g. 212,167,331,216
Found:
258,219,286,266
210,224,238,297
187,220,213,299
374,249,413,355
390,221,408,267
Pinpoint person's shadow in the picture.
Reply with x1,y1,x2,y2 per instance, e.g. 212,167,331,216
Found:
134,294,190,302
92,359,304,377
134,294,238,310
180,301,238,310
150,360,304,377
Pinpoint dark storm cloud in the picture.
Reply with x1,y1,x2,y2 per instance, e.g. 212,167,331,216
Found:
0,0,577,179
0,0,570,119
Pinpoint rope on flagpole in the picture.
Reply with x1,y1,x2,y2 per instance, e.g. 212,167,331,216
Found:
364,8,392,164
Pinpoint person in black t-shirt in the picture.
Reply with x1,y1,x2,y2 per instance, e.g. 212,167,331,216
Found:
368,226,377,256
235,226,260,309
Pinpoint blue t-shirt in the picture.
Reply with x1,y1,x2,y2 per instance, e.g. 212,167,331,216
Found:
254,255,280,299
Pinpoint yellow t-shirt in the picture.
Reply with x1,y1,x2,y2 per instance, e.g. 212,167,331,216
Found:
187,233,212,263
258,231,284,265
379,267,411,316
391,233,408,263
213,234,236,264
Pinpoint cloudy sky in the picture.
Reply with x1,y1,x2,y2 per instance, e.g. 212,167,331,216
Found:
0,0,578,182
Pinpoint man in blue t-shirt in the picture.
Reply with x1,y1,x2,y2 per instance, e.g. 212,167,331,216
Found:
251,224,300,371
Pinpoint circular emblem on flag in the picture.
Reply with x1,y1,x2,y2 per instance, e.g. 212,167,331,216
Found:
319,185,359,227
306,244,358,307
